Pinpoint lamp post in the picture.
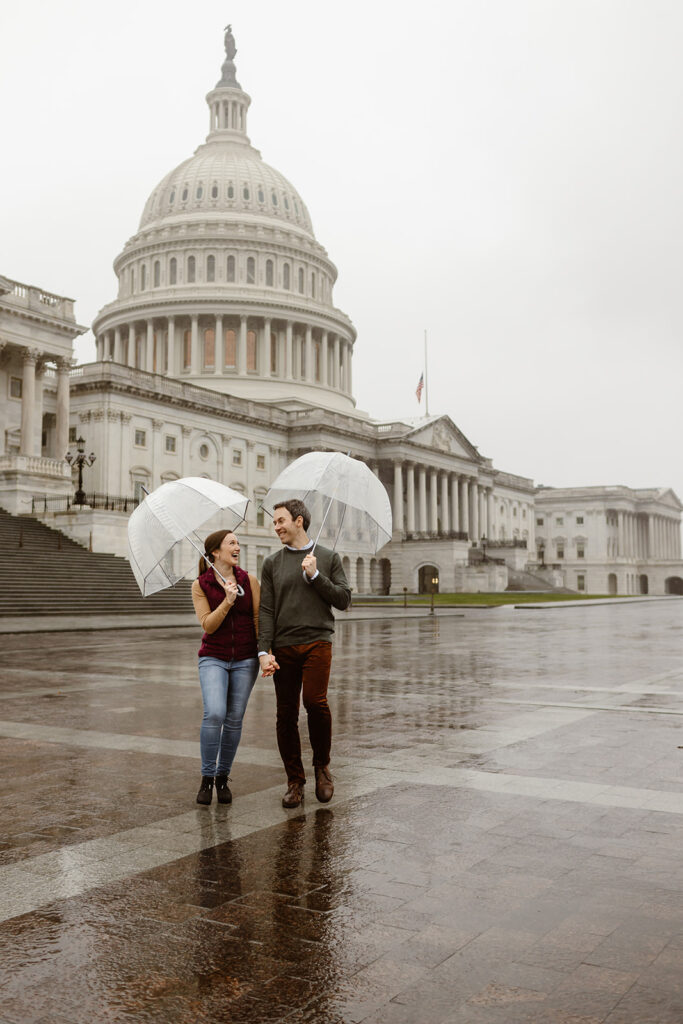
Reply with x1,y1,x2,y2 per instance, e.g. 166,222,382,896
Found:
481,534,488,563
65,436,96,506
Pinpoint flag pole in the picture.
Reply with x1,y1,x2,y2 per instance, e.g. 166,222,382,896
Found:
424,329,429,417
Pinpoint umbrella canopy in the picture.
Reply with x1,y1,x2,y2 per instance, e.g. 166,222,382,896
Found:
127,477,249,596
264,451,392,555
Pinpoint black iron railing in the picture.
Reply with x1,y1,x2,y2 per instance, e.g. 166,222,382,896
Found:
31,493,140,513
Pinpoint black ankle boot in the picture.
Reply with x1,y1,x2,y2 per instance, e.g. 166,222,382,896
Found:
196,776,214,805
215,774,232,804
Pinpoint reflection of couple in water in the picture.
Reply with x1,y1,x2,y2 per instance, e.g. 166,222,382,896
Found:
191,498,351,809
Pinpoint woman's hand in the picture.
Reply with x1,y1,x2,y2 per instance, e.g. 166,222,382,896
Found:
259,653,279,677
216,573,239,606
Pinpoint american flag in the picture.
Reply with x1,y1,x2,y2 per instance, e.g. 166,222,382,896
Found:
416,372,424,403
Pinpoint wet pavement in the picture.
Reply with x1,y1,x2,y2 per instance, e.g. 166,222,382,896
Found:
0,602,682,1024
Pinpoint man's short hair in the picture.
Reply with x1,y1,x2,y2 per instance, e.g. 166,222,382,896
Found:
274,498,311,532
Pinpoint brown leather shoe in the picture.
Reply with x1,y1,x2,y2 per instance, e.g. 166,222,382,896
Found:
314,765,334,803
282,782,305,808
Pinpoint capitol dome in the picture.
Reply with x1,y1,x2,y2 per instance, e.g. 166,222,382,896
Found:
93,26,357,414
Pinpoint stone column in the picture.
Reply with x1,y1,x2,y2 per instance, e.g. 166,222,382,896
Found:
333,335,341,389
440,472,449,536
191,315,200,375
20,348,38,455
321,330,329,386
261,317,271,378
393,461,404,533
450,474,459,533
127,324,136,368
429,470,438,533
96,336,104,361
215,315,223,374
237,315,247,375
418,467,427,533
33,362,46,456
55,358,70,461
304,326,313,383
146,320,154,373
346,341,353,395
113,328,122,363
285,321,293,379
470,482,479,542
480,488,487,538
460,478,469,537
406,464,415,534
617,511,624,557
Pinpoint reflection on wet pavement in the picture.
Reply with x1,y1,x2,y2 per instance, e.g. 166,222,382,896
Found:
0,602,682,1022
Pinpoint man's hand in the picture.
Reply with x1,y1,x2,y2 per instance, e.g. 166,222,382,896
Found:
259,653,279,677
302,553,317,579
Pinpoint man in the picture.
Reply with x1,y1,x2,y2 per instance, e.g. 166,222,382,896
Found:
258,499,351,808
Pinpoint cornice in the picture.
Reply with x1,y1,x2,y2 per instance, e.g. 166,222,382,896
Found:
0,303,87,337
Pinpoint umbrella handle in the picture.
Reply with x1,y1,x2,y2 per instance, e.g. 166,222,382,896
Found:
186,533,245,596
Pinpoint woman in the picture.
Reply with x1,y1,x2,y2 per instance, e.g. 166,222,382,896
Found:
191,529,260,806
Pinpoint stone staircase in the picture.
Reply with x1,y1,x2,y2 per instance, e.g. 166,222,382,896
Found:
0,508,193,618
506,566,574,593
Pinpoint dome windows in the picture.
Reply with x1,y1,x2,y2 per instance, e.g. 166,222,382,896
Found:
257,187,265,204
246,330,257,371
298,267,304,294
283,263,290,290
283,195,290,211
203,329,215,370
246,257,256,284
293,198,300,216
211,184,218,199
265,259,274,287
181,187,188,202
196,185,203,200
169,257,177,285
243,185,250,201
227,184,235,199
169,190,175,204
227,255,235,282
206,255,215,282
224,329,236,368
187,256,196,283
271,191,278,206
311,272,316,298
153,261,160,288
140,265,147,291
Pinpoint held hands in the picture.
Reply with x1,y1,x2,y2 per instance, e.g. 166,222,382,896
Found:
259,653,279,677
302,553,317,579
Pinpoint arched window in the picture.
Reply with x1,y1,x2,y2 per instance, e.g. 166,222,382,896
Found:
271,191,278,206
169,258,177,285
227,255,235,282
196,185,203,199
181,187,188,201
187,256,196,283
298,267,304,293
206,255,215,282
140,265,146,291
211,184,218,199
283,263,290,290
224,329,236,368
247,257,255,284
227,184,234,199
247,330,257,371
265,259,274,286
257,187,265,203
183,329,192,369
311,272,316,298
270,331,278,374
153,261,160,288
243,184,250,201
203,328,215,369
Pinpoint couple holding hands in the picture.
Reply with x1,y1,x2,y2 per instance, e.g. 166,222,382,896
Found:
191,498,351,809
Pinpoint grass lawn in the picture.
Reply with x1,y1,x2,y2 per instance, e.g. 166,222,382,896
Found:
354,592,624,607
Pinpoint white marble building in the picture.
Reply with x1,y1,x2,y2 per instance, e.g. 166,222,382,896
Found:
2,28,682,596
0,275,84,513
534,486,683,595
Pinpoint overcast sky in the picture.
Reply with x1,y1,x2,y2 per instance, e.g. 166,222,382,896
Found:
3,0,682,503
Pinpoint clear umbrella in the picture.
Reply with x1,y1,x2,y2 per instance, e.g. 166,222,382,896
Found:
264,451,392,555
127,477,249,596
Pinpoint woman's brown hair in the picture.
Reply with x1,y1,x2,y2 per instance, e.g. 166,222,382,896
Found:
198,529,235,576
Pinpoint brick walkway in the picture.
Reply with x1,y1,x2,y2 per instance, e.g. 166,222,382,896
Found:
0,602,682,1023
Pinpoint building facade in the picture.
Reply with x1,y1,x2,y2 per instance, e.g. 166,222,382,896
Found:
534,486,683,595
2,28,682,596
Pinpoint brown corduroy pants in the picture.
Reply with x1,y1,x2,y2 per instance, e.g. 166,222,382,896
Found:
273,641,332,785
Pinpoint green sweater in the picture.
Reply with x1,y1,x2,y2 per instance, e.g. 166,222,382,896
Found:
257,543,351,651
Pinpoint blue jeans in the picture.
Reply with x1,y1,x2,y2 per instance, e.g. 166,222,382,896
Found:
198,656,258,777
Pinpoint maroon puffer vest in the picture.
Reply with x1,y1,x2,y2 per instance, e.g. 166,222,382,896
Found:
197,565,257,662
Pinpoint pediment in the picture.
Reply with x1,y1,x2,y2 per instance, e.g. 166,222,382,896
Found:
406,416,481,461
